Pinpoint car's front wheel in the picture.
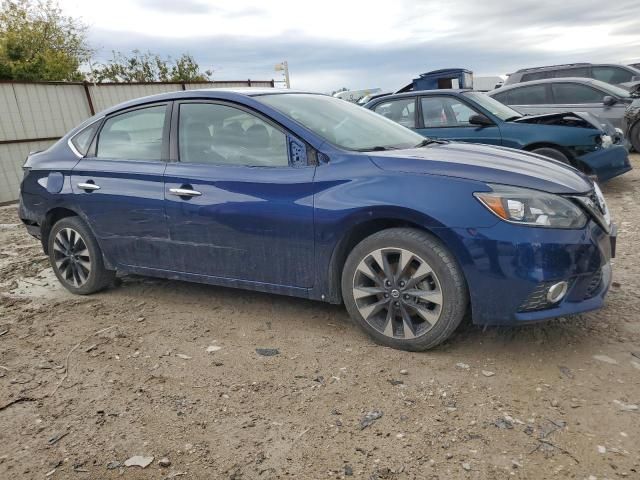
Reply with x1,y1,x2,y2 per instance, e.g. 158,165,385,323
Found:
531,147,570,164
48,216,115,295
341,228,468,351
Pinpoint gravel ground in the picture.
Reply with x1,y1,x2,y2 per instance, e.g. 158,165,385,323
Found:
1,155,639,480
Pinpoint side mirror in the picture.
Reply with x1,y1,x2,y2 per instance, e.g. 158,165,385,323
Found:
603,95,617,106
469,114,493,127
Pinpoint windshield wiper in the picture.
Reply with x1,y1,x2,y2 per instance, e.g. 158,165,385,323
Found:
356,145,400,152
504,115,523,122
414,138,447,148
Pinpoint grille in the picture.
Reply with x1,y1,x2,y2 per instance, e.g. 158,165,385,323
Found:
583,269,603,300
518,282,556,312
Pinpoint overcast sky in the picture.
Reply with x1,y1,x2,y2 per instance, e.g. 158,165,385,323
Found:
58,0,640,92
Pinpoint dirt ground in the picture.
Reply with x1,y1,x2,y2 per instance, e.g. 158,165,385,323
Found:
1,156,639,480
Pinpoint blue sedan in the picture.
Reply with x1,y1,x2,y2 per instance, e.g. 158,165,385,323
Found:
364,90,631,182
19,90,616,350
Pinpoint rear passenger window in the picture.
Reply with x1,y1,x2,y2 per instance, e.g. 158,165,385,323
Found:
506,85,548,105
551,83,605,104
373,98,416,128
96,105,166,161
178,103,288,167
521,71,549,82
551,67,589,78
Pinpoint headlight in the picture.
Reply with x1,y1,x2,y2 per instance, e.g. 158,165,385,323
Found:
598,134,613,148
474,185,587,229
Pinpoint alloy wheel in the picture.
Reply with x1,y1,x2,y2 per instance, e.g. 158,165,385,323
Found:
352,247,443,339
52,227,91,287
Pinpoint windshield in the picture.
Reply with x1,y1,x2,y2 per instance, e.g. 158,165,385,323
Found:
588,79,631,98
257,93,425,151
462,91,523,120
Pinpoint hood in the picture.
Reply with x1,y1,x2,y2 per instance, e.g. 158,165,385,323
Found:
368,142,593,195
512,111,616,136
619,81,640,96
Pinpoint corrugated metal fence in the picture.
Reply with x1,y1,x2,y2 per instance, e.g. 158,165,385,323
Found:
0,79,275,203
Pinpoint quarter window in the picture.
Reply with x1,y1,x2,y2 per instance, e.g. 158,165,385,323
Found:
96,105,166,161
70,122,99,156
420,97,480,127
372,98,416,128
504,85,549,105
178,103,288,167
551,83,605,104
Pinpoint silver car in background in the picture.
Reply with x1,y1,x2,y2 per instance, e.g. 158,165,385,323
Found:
488,77,640,151
504,63,640,87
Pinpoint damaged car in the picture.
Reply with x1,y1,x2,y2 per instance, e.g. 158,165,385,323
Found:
365,89,631,181
488,77,640,152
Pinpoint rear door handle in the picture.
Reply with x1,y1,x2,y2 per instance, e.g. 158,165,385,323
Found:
77,182,100,191
169,187,202,197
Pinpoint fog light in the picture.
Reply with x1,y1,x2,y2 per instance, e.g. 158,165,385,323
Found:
546,281,568,303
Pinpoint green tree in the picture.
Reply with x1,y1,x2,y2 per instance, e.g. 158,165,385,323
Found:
91,50,213,83
0,0,92,81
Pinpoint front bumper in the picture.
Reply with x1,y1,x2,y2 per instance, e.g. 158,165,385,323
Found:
577,145,632,182
443,220,615,326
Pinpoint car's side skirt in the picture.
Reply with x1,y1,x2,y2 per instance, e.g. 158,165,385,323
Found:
118,264,312,300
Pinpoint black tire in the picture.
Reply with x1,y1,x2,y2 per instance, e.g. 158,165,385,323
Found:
48,216,115,295
341,228,468,351
630,121,640,153
531,147,570,164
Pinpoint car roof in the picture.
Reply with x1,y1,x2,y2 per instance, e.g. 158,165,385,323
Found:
366,89,473,103
491,77,599,93
511,62,636,75
98,88,319,117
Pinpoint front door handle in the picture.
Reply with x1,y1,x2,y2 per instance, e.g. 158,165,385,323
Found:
77,182,100,191
169,187,202,197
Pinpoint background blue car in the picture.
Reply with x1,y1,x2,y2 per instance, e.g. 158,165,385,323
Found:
19,90,616,351
365,90,631,181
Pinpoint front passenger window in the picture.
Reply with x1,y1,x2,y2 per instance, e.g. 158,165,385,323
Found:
420,97,480,127
178,103,288,167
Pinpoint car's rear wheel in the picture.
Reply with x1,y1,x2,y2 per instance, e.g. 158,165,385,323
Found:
48,217,115,295
531,147,570,164
341,228,468,351
630,121,640,152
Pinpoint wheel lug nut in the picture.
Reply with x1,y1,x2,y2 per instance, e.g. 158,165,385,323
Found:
384,293,389,298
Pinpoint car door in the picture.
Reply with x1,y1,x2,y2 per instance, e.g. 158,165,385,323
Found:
549,82,627,129
70,103,170,269
416,95,502,145
163,100,316,288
